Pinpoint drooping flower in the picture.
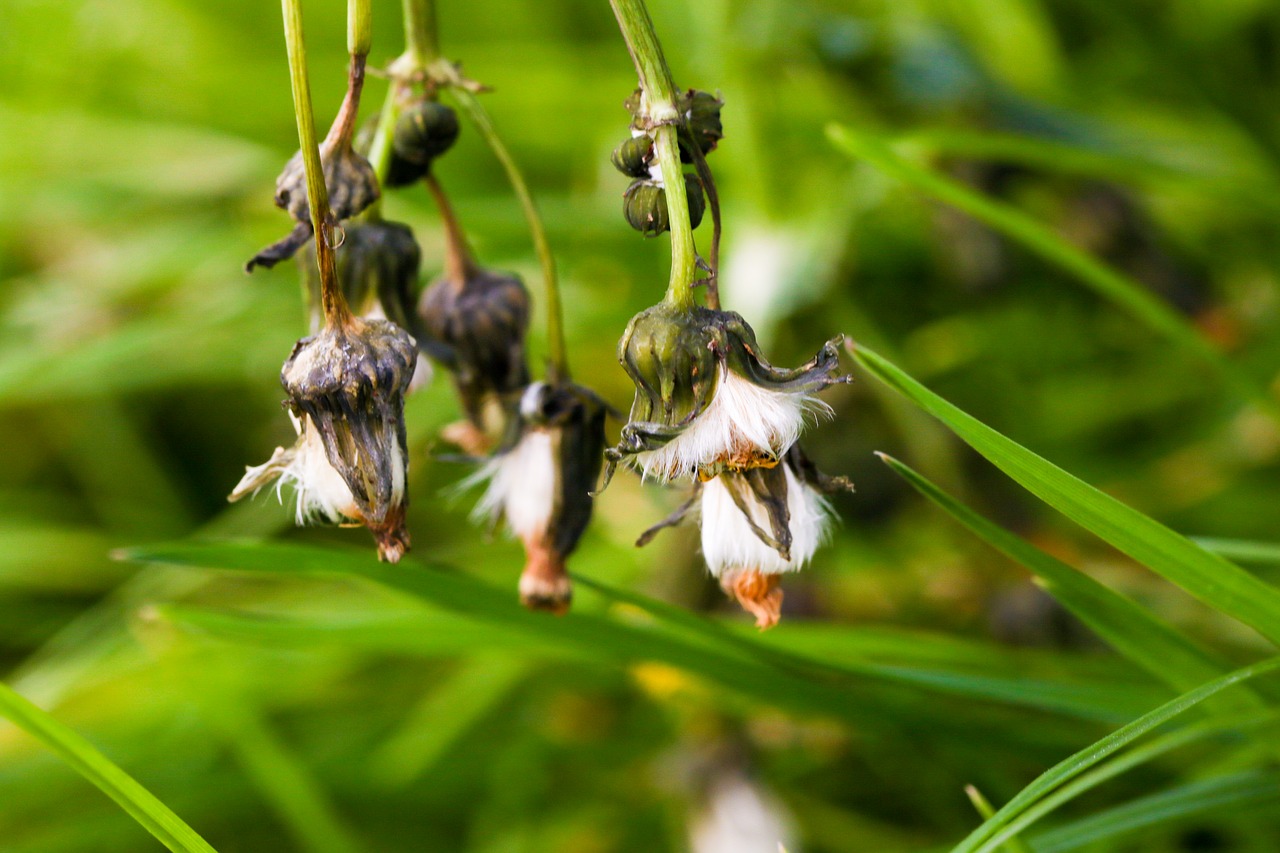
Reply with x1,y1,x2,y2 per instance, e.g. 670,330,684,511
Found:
471,381,608,613
605,301,846,486
230,316,417,562
417,266,531,454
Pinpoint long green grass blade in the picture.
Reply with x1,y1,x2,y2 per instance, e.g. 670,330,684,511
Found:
879,453,1239,698
1194,537,1280,566
1030,770,1280,852
828,125,1274,411
853,344,1280,646
946,657,1280,853
983,709,1280,851
0,682,218,853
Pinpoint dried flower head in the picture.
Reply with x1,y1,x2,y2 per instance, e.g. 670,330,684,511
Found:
605,302,846,486
472,381,608,613
231,316,417,562
417,267,531,453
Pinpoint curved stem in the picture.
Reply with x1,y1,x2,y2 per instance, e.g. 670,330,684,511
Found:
449,87,570,381
424,173,478,284
684,129,722,310
282,0,352,329
609,0,697,310
322,53,367,152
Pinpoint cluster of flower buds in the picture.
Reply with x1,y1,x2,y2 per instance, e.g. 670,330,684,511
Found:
610,89,722,237
385,99,461,188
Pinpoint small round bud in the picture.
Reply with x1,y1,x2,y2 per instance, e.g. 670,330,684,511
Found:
623,175,705,237
383,151,428,188
393,100,460,166
682,89,724,155
610,135,654,178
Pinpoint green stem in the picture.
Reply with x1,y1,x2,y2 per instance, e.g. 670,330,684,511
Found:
450,87,570,381
348,0,371,57
683,127,722,309
424,173,478,284
362,85,403,221
282,0,352,329
401,0,438,71
609,0,697,310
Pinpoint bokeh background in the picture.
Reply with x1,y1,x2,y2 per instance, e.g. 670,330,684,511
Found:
3,0,1280,850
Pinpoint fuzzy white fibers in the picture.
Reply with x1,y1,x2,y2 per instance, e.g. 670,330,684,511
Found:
472,429,557,542
699,464,831,579
635,368,827,482
281,413,361,525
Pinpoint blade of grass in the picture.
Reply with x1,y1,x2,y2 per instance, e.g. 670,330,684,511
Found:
853,344,1280,647
1029,770,1280,852
1193,537,1280,567
982,708,1280,852
828,125,1276,414
965,786,1033,853
878,453,1245,702
0,681,218,853
945,656,1280,853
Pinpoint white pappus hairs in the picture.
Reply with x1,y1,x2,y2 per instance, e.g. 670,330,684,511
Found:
699,463,832,579
472,428,557,541
634,367,830,482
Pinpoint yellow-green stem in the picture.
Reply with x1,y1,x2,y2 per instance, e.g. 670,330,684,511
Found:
363,85,403,221
609,0,697,310
282,0,352,329
348,0,371,57
401,0,438,71
450,87,570,381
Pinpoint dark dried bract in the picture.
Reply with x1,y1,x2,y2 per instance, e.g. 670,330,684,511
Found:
246,147,381,272
302,221,421,331
417,268,531,444
281,317,417,561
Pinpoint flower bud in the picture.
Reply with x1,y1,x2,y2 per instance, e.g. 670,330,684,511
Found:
280,317,418,561
606,303,846,484
681,89,724,156
383,151,428,189
393,100,460,167
417,268,531,450
302,221,421,333
246,147,381,272
473,381,608,613
623,175,705,237
611,135,654,178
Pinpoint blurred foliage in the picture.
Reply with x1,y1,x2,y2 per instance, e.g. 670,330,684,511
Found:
3,0,1280,850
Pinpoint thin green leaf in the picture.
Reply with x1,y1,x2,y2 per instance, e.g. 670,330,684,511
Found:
828,125,1274,412
1193,537,1280,566
0,681,218,853
946,657,1280,853
1030,770,1280,852
853,344,1280,646
965,786,1033,853
879,453,1240,699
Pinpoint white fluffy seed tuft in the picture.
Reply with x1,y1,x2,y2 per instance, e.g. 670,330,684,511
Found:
472,429,557,541
634,369,828,482
280,413,361,525
699,464,831,579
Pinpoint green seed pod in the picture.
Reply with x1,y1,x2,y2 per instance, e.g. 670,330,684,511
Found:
623,175,705,237
623,180,667,237
610,135,654,178
383,151,428,188
393,100,460,166
682,89,724,155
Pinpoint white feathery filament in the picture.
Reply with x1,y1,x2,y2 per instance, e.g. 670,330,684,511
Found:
472,429,557,542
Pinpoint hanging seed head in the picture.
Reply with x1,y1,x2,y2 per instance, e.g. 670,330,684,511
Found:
611,135,655,178
393,100,461,168
623,175,705,237
302,221,421,332
383,150,428,188
417,268,531,445
681,89,724,156
473,381,608,614
606,303,847,484
281,317,417,561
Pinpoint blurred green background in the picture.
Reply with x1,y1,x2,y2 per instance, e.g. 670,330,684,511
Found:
4,0,1280,850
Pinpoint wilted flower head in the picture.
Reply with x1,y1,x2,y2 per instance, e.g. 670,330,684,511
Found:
417,267,531,453
231,316,417,562
472,381,608,613
605,302,846,485
302,220,421,332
